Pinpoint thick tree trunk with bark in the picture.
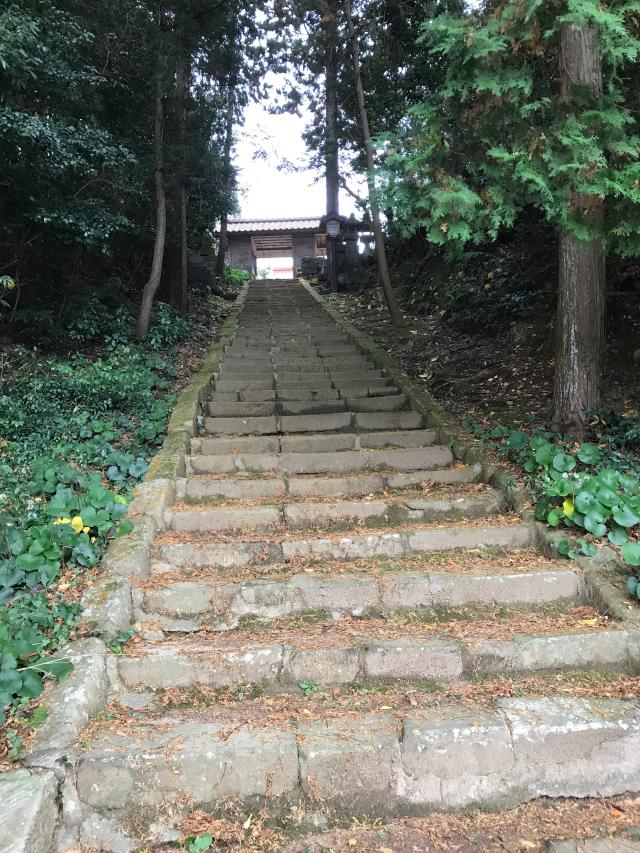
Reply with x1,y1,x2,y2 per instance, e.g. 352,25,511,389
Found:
215,85,236,276
137,23,167,340
343,0,403,328
551,22,605,433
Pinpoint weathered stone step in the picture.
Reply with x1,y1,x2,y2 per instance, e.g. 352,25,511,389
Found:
192,427,440,456
210,388,277,402
178,465,481,502
142,561,571,628
188,444,453,475
76,697,640,816
202,415,278,435
119,625,637,691
151,523,536,576
168,490,504,533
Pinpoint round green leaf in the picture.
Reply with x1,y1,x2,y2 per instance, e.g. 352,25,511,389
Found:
18,669,44,699
579,541,597,558
507,430,528,449
596,488,619,508
577,443,602,465
608,525,628,546
574,491,596,514
552,452,576,473
584,514,607,537
534,443,556,466
547,508,563,527
620,473,639,494
612,504,640,528
627,575,638,596
599,469,620,489
621,541,640,566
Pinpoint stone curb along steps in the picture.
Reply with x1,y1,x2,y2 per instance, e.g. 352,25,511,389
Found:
5,279,640,853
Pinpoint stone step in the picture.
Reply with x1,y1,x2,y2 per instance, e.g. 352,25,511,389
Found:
277,388,342,400
210,388,276,402
344,394,407,412
208,401,276,417
178,465,481,502
201,411,426,437
188,445,453,475
118,625,637,691
76,697,640,816
141,564,578,627
214,378,274,392
169,490,504,533
279,429,438,453
278,399,348,415
151,523,536,578
202,415,278,435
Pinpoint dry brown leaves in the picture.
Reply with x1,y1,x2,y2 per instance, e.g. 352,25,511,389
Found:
280,794,640,852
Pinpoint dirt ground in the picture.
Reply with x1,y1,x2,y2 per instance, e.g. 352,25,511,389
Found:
329,290,640,429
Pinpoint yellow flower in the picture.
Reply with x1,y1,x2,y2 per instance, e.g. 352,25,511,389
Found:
82,526,90,533
563,499,575,518
53,517,71,526
5,278,15,290
71,516,84,534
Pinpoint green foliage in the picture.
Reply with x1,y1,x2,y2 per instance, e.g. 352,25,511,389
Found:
298,679,320,696
147,302,191,351
467,418,640,600
377,0,640,255
223,266,251,285
0,343,177,725
186,834,213,852
107,628,137,656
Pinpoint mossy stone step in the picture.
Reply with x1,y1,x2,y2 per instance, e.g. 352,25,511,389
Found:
76,698,640,816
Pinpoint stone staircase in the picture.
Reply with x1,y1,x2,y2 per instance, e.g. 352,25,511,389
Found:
75,281,640,849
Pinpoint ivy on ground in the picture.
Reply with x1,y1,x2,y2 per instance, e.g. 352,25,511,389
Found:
465,418,640,595
0,302,188,729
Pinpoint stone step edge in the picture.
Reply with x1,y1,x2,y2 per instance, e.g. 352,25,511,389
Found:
76,695,640,815
139,566,581,628
186,445,454,476
150,523,537,573
192,428,439,453
201,411,424,435
175,465,482,502
165,491,505,533
117,627,640,691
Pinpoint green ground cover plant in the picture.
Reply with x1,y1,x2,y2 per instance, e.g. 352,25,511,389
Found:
465,418,640,595
0,302,189,727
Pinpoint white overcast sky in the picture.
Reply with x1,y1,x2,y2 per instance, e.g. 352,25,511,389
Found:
234,94,362,220
234,0,482,220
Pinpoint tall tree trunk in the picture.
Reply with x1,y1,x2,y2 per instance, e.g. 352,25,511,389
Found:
137,17,167,340
215,84,236,276
325,36,339,215
551,22,605,433
343,0,403,327
167,55,189,313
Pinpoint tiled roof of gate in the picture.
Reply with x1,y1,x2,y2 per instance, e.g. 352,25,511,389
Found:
226,217,322,233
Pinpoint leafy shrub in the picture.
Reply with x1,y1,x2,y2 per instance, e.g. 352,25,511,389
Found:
467,422,640,593
223,265,250,285
146,302,190,351
0,342,177,725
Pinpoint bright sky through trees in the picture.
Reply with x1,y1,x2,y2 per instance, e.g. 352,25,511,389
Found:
235,86,363,219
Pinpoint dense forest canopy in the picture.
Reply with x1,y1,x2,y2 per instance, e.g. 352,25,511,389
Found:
0,0,639,428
